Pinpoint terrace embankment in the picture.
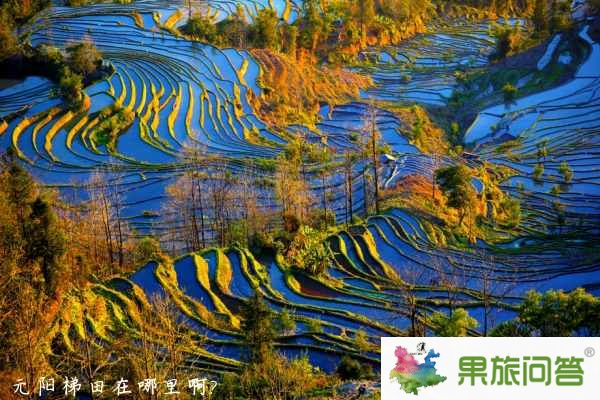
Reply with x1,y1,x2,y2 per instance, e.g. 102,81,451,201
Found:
249,49,373,128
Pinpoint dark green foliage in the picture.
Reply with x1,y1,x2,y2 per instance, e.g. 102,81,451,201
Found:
520,289,600,336
435,164,476,224
336,356,373,380
449,121,462,145
358,0,376,35
558,160,573,183
299,0,330,52
217,4,249,48
495,289,600,336
283,23,298,57
66,41,101,75
502,83,518,104
1,158,67,296
24,197,67,295
500,196,521,228
33,44,65,79
90,105,134,148
491,23,522,60
429,308,478,336
533,162,545,181
240,292,276,363
6,162,35,225
489,320,533,336
1,0,50,23
181,14,218,43
212,372,242,399
0,0,49,59
133,236,163,265
533,0,548,34
549,0,572,33
277,308,296,334
58,67,84,110
286,226,331,276
0,6,17,60
249,8,279,50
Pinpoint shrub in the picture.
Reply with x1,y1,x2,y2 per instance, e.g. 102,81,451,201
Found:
502,83,518,104
212,372,242,399
429,308,478,336
181,14,218,43
533,163,545,181
307,318,323,333
277,308,296,335
66,42,101,75
307,208,335,230
215,4,249,47
336,356,373,381
59,68,84,110
558,161,573,183
286,225,331,276
354,329,372,354
0,8,17,60
33,44,65,79
133,236,163,265
240,352,323,400
89,105,134,147
249,9,279,50
500,196,521,228
519,289,600,336
491,24,522,59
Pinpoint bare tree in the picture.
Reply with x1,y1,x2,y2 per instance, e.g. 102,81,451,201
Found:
124,294,204,399
343,150,357,227
87,165,129,275
361,103,382,215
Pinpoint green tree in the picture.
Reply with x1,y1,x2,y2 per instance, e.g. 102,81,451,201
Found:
492,23,522,59
519,289,600,336
58,67,84,110
241,292,276,363
66,41,102,76
336,355,373,381
429,308,478,336
181,14,218,43
277,308,296,335
558,160,573,183
435,164,477,225
354,329,371,354
283,23,298,57
250,8,279,50
24,197,67,295
6,161,35,226
133,236,163,265
300,0,328,53
307,318,323,333
533,0,548,34
490,320,532,336
501,196,521,228
285,225,330,276
217,4,248,47
0,7,17,60
358,0,376,37
502,83,518,104
533,162,545,181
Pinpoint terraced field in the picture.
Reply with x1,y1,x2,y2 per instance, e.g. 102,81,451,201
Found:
53,206,599,373
359,20,500,106
466,25,600,233
1,0,599,375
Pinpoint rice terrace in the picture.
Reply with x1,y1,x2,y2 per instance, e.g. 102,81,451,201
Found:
0,0,599,399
